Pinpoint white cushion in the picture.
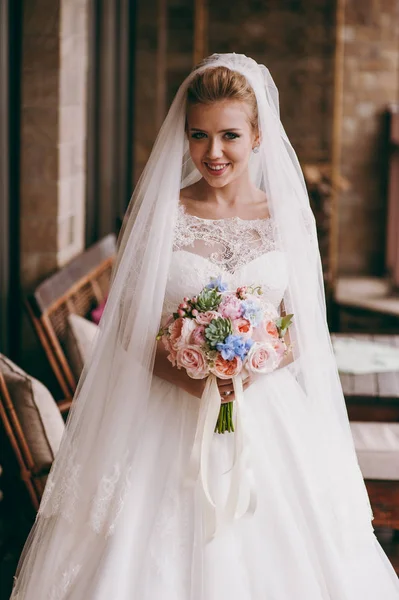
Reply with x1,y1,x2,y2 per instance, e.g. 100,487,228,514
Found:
0,354,65,472
65,314,99,380
350,422,399,480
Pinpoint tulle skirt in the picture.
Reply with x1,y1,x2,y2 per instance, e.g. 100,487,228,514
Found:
12,368,399,599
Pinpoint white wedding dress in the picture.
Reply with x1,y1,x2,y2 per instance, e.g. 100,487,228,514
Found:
13,205,399,600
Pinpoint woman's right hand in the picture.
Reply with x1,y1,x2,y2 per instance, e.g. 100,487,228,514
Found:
154,340,255,402
153,340,208,399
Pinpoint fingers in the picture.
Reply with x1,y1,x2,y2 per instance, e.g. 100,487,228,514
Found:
219,377,252,403
220,395,234,404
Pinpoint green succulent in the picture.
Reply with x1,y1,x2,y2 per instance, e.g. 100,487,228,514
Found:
205,317,232,348
194,287,222,312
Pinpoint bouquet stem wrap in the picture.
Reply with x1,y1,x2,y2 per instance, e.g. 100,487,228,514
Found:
186,374,257,541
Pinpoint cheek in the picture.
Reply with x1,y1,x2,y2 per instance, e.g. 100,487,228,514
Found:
188,141,204,164
227,141,253,164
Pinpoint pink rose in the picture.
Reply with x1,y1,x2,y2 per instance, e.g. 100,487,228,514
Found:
191,325,206,346
176,345,209,379
246,341,280,374
162,335,177,366
169,318,196,351
195,310,220,326
232,318,253,339
211,354,242,380
219,295,243,320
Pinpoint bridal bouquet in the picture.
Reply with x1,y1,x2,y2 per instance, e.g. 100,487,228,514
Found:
157,276,293,433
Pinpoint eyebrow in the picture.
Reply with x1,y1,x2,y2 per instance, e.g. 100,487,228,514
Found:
189,128,243,133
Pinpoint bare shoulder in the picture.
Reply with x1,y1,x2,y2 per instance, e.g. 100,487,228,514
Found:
252,189,271,219
180,183,202,205
179,182,206,215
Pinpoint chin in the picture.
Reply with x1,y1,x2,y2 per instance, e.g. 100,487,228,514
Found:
200,169,238,189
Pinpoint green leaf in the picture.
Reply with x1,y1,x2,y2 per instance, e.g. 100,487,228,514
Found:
276,313,294,337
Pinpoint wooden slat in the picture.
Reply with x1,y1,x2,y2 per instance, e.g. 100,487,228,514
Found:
193,0,208,65
25,239,115,399
32,234,116,313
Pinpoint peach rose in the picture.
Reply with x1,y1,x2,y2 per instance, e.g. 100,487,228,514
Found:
265,320,279,339
176,345,209,379
190,325,206,346
169,317,196,351
211,354,242,380
246,341,280,374
195,310,220,326
232,318,253,339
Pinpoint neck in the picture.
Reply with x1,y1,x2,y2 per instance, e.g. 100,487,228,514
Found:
197,168,258,208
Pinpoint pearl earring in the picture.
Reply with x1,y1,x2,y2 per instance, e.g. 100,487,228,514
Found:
253,146,260,154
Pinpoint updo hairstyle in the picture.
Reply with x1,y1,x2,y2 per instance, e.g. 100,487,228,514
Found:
186,67,258,131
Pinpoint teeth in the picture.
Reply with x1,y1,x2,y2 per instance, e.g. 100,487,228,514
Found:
207,163,228,171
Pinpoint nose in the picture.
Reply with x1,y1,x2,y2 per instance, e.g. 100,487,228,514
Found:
206,137,223,160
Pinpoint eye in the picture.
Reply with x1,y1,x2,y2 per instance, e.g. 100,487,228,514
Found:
224,132,240,140
191,132,207,139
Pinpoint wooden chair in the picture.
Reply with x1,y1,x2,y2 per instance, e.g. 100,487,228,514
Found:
25,234,117,401
0,369,69,511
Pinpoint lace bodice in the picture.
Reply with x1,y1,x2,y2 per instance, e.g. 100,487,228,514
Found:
173,204,277,273
163,205,288,318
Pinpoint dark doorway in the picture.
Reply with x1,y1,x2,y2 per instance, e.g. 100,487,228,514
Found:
0,0,22,360
86,0,137,247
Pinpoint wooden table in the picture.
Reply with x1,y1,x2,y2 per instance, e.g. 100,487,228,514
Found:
332,333,399,422
332,334,399,535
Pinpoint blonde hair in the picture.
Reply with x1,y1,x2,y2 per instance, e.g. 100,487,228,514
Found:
186,66,258,130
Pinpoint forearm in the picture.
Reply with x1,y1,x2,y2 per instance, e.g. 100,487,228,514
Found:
276,341,294,370
276,300,295,370
153,340,205,398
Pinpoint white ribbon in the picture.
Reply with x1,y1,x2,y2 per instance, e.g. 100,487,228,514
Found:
186,374,257,541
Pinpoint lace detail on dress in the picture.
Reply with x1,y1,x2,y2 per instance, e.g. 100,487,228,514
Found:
38,450,81,523
89,461,133,537
173,203,277,274
48,564,81,600
148,480,191,594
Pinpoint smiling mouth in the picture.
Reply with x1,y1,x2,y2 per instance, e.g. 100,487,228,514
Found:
204,162,231,175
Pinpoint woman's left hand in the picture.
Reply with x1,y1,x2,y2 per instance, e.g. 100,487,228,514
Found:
217,371,259,403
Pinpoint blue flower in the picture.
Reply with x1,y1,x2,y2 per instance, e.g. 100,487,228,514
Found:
241,300,264,327
216,334,254,361
206,275,228,292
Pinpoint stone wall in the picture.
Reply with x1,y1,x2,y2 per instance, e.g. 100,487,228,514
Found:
20,0,88,290
339,0,399,275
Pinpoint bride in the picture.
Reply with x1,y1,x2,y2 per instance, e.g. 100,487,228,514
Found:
11,53,399,599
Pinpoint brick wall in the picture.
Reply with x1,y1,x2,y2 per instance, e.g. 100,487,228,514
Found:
208,0,336,164
339,0,399,275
